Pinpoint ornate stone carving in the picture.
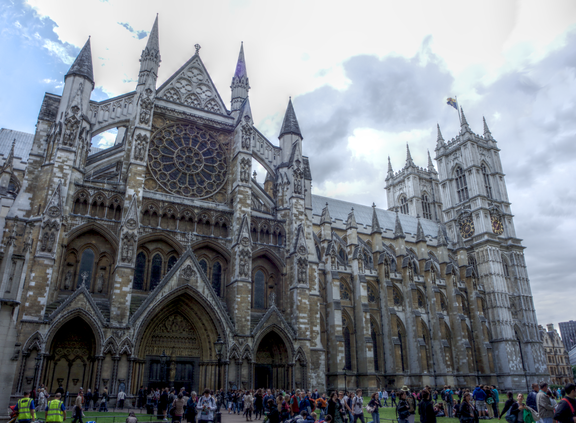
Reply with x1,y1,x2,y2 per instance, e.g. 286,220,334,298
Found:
238,249,250,277
62,108,81,147
120,232,137,263
241,121,253,150
139,88,154,125
96,272,104,293
181,264,194,281
64,270,72,290
240,157,250,183
134,133,148,162
293,167,303,195
40,220,59,253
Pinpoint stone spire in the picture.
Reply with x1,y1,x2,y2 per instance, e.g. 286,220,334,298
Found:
405,143,414,166
416,217,426,242
66,38,94,84
320,202,331,225
138,15,161,85
483,116,492,139
279,98,303,139
371,203,382,234
436,123,445,146
427,150,435,172
231,42,250,112
346,208,357,230
394,209,405,239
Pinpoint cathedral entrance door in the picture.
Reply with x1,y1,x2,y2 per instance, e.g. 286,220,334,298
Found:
145,354,198,392
255,364,272,389
254,331,290,390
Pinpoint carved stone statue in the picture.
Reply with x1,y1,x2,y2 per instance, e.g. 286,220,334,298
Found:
96,272,104,293
64,270,72,290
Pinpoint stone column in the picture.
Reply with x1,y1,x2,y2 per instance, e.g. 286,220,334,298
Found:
111,356,120,395
126,357,134,395
95,356,104,391
16,353,30,394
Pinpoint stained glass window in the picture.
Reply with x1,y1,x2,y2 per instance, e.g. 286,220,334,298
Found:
148,123,228,199
455,166,469,202
167,255,178,272
254,270,265,309
340,282,350,300
368,286,377,303
400,196,409,215
212,262,222,296
422,194,432,220
150,254,163,290
133,252,146,290
199,259,208,276
393,289,402,306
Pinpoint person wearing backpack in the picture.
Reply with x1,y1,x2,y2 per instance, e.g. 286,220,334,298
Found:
351,389,365,423
553,383,576,423
367,392,382,423
537,383,556,423
196,389,217,423
401,387,416,423
499,392,515,420
417,391,436,423
444,386,454,418
459,393,476,423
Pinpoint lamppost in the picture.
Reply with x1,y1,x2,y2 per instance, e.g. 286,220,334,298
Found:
214,336,224,423
342,366,347,393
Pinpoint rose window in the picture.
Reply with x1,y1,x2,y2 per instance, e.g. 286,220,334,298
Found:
148,123,227,198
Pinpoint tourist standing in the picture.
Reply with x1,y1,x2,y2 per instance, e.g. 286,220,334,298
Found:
118,389,126,409
84,389,92,411
499,392,515,419
92,389,99,411
15,391,36,423
391,391,397,407
267,399,280,423
491,386,500,418
459,393,476,423
472,385,486,419
327,392,343,423
444,386,454,418
351,389,364,423
185,391,198,423
397,391,410,423
197,389,217,423
368,392,382,423
160,388,170,421
381,389,388,407
553,383,576,423
172,393,186,423
254,389,264,420
243,390,254,421
537,384,555,423
526,385,538,412
509,394,526,423
417,391,435,423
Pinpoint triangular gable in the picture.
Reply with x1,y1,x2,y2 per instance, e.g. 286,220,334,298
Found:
234,214,252,248
129,248,234,332
251,303,296,338
291,224,308,256
46,284,107,324
157,53,228,115
122,197,139,230
43,181,63,218
235,97,253,127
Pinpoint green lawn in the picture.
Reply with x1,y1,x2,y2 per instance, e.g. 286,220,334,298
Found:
32,411,159,423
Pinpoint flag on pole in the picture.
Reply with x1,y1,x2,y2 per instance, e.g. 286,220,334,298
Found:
447,97,458,110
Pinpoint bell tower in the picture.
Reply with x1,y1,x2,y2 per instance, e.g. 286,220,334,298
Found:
435,109,548,389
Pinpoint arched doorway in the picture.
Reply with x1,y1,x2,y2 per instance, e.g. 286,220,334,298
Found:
135,291,225,393
254,331,290,390
44,318,97,394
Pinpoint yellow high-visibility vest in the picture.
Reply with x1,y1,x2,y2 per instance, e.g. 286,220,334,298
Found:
46,400,64,423
17,398,32,421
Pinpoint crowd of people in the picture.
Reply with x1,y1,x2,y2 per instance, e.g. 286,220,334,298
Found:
8,382,576,423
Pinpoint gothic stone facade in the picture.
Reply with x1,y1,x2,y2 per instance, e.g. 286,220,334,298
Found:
539,324,573,385
0,18,549,408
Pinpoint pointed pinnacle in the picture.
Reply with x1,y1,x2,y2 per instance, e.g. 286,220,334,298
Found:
388,156,393,173
234,41,248,79
321,202,332,225
427,150,435,171
460,106,469,126
66,38,94,83
406,143,413,164
346,208,358,230
394,209,405,239
147,14,160,51
279,97,303,139
416,217,426,242
371,203,382,234
437,123,445,143
483,116,492,136
437,224,448,246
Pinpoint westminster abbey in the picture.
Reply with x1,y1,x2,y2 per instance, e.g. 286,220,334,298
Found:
0,16,549,409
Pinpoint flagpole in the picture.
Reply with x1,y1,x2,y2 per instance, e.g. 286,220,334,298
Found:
455,95,461,124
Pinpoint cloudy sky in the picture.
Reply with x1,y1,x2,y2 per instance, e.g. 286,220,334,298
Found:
1,0,575,332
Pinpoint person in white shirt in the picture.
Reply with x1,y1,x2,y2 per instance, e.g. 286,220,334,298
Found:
197,389,217,423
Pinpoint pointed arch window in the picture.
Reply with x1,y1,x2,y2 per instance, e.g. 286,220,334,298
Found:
422,193,432,220
167,255,178,273
344,326,352,370
455,166,469,202
199,259,208,276
254,270,265,309
212,262,222,296
400,195,409,215
150,254,163,290
133,252,146,290
76,248,95,289
482,164,493,199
